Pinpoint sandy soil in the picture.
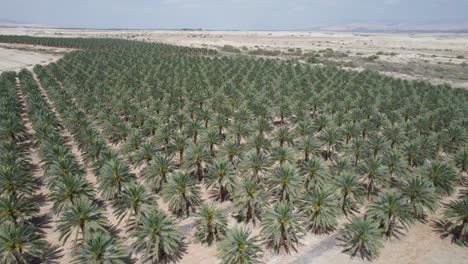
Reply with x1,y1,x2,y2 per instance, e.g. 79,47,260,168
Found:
0,43,67,72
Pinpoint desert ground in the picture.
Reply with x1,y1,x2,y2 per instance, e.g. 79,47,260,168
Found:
1,27,467,88
1,27,467,264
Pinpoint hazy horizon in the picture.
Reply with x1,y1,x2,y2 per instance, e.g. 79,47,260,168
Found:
2,0,468,30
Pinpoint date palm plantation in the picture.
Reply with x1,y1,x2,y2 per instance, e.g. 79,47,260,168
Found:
0,34,466,263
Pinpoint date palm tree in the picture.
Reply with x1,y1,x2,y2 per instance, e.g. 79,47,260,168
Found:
49,174,95,214
162,172,201,218
217,227,262,264
205,159,236,202
269,164,302,202
57,198,107,243
300,187,339,234
98,159,135,199
0,195,38,224
296,135,320,162
367,190,414,238
219,140,243,166
0,222,45,264
184,144,211,181
142,154,175,192
453,148,467,172
130,141,158,168
172,134,188,164
334,172,365,217
241,152,270,179
229,121,250,145
422,160,459,196
358,158,388,199
232,179,268,225
130,209,184,263
0,166,37,199
111,183,155,225
400,175,437,219
193,203,227,246
274,126,293,148
440,197,468,245
340,216,383,260
261,201,304,254
299,157,326,190
201,128,221,157
271,146,295,165
247,133,271,155
319,126,342,160
72,231,127,264
347,138,365,166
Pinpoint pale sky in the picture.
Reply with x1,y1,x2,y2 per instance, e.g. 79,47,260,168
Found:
2,0,468,30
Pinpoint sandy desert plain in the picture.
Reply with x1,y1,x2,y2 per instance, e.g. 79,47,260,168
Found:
0,27,467,264
1,27,468,88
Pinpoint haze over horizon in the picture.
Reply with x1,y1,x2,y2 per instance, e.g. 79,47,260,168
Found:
2,0,468,30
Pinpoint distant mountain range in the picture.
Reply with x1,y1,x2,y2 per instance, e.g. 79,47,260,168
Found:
1,19,468,32
305,22,468,32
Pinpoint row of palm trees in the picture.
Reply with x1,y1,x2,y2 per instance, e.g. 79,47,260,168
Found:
0,71,46,263
42,37,467,262
0,34,465,263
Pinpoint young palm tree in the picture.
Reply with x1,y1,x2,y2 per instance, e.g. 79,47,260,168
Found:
111,183,155,225
162,172,201,218
334,172,365,217
205,159,236,202
0,222,45,264
130,141,158,168
232,179,268,225
347,138,365,166
269,164,302,202
247,133,271,155
261,201,304,254
300,187,339,234
271,146,295,165
241,151,270,179
184,144,211,181
422,160,459,196
400,175,437,219
172,134,189,164
366,133,389,159
329,157,352,177
229,121,250,145
57,198,107,243
440,197,468,245
273,126,293,148
296,135,320,162
131,209,184,263
0,195,38,224
219,140,243,166
193,203,227,246
358,158,388,199
340,217,383,260
319,126,342,160
72,231,128,264
142,154,175,192
49,174,95,214
186,119,202,143
453,147,467,172
0,166,37,199
217,226,262,264
299,157,326,190
383,150,406,186
201,128,221,157
367,190,414,238
98,159,135,199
